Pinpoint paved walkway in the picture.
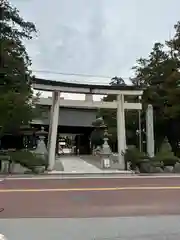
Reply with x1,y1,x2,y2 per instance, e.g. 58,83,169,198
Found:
53,156,131,174
56,156,102,173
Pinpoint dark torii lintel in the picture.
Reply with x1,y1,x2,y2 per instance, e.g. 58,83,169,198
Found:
32,78,143,95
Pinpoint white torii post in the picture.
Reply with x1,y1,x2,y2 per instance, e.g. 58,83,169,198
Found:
117,94,126,169
47,91,60,170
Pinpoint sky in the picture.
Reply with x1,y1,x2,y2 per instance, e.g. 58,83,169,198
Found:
12,0,180,100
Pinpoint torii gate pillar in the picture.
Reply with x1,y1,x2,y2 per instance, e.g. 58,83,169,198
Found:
47,91,60,170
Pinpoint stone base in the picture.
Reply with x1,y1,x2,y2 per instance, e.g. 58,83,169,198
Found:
173,163,180,173
110,154,125,170
47,157,64,171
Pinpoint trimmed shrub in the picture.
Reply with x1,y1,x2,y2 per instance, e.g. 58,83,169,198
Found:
8,150,48,173
152,138,180,167
124,146,149,170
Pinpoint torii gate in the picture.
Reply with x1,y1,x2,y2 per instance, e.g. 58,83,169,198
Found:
32,78,143,171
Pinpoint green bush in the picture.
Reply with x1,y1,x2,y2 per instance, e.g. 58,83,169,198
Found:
153,138,180,167
90,129,104,147
152,155,179,167
124,146,149,170
8,150,48,173
150,159,163,167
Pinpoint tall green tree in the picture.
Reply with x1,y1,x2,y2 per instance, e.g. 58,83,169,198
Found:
110,76,126,86
0,0,37,134
166,21,180,62
132,22,180,154
100,21,180,154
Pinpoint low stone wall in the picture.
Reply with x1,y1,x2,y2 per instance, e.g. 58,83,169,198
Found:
81,154,126,170
166,163,180,173
136,162,180,174
0,161,28,174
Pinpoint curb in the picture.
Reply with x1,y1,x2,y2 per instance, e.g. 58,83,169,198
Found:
0,173,180,180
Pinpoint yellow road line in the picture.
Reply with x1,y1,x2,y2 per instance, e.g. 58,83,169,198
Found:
0,186,180,193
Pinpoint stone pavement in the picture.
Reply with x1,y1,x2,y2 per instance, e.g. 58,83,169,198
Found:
81,154,124,170
0,216,180,240
58,156,101,173
53,156,131,174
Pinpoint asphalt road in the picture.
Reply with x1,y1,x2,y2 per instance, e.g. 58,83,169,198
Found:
0,176,180,239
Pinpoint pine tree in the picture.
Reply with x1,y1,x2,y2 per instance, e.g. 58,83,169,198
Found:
0,0,37,134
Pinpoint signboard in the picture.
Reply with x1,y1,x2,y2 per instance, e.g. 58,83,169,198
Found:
103,158,110,168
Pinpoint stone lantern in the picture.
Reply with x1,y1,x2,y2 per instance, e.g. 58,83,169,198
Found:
90,117,112,168
20,125,36,149
90,117,106,153
33,127,48,161
100,127,112,168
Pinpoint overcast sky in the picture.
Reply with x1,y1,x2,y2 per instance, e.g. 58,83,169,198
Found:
12,0,180,99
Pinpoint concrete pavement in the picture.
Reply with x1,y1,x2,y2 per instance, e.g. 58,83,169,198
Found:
53,155,132,174
0,216,180,240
